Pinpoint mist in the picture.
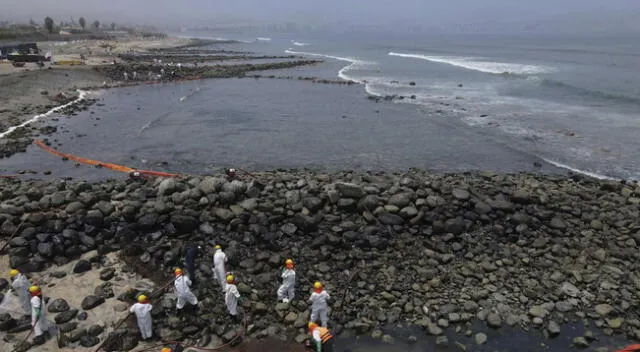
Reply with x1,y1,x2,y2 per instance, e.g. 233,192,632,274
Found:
2,0,640,34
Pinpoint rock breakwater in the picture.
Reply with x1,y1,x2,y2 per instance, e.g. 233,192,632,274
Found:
1,170,639,350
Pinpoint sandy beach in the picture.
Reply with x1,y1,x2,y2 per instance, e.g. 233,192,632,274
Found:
0,37,196,134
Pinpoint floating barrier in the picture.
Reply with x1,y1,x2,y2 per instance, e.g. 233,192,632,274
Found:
34,140,180,178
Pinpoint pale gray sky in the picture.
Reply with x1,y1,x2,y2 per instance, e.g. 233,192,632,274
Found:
2,0,639,33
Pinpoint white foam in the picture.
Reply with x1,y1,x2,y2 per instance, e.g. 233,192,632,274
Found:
256,37,272,41
0,90,88,139
180,96,187,101
292,40,310,46
389,52,553,75
541,158,615,180
285,49,375,85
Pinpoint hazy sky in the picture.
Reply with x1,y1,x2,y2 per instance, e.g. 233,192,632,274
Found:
2,0,640,31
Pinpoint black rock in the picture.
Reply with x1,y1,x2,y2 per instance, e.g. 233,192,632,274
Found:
88,324,104,336
81,295,105,310
95,282,115,298
37,243,54,258
85,210,104,227
55,309,79,324
73,259,92,274
0,313,17,331
0,278,8,291
302,197,324,212
378,212,405,225
171,215,199,233
47,298,70,313
77,311,88,321
100,267,116,281
59,321,78,333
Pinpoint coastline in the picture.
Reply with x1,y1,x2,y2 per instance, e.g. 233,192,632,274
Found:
0,170,638,351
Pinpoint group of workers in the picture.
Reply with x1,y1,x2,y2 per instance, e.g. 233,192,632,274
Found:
7,269,51,344
6,243,334,351
131,244,333,352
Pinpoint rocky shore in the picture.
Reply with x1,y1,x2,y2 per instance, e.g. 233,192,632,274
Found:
1,170,639,351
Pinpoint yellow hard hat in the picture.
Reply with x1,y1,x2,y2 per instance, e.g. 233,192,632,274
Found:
138,294,148,303
174,268,183,276
215,245,221,249
313,281,323,290
226,274,234,283
308,322,318,330
161,348,172,352
28,285,40,294
285,259,294,265
9,269,19,278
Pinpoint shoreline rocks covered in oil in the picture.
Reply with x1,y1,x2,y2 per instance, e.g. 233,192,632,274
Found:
1,170,639,350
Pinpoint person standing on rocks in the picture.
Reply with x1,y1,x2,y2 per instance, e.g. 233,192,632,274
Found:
174,268,198,315
225,274,243,323
9,269,32,317
277,259,296,303
309,282,330,327
213,245,228,292
185,244,202,286
29,285,50,344
307,322,334,352
130,294,153,340
161,343,184,352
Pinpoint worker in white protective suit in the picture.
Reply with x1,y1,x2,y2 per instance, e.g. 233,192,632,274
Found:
308,281,330,327
129,294,153,340
29,285,51,344
213,245,228,292
173,268,198,314
277,259,296,303
224,274,243,323
10,269,32,316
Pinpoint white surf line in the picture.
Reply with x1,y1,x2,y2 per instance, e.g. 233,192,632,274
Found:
0,90,89,139
541,157,616,180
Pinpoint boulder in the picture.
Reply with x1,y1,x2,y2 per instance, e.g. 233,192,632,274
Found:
81,295,105,310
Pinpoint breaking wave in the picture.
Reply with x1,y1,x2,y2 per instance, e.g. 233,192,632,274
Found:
389,52,553,75
541,157,615,180
284,49,375,85
256,37,272,41
292,40,310,46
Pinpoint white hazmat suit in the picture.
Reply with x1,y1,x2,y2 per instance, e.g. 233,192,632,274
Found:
174,275,198,309
224,283,241,316
213,249,228,292
129,302,153,339
12,274,32,315
30,295,50,337
277,269,296,303
309,290,330,327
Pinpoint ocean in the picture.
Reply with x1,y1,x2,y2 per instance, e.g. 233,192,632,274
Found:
2,31,640,181
195,30,640,180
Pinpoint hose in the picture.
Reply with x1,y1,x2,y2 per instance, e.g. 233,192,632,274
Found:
0,218,26,254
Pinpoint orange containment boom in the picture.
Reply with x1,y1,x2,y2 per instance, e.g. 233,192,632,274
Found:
616,345,640,352
34,140,180,178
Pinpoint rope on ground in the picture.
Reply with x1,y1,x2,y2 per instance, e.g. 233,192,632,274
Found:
129,307,249,352
0,218,26,254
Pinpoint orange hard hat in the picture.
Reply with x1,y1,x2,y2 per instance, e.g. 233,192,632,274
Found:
161,348,172,352
308,322,318,331
285,259,294,268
